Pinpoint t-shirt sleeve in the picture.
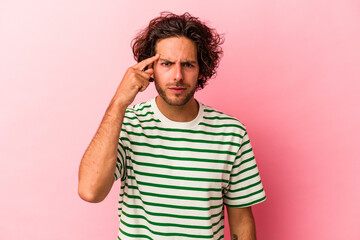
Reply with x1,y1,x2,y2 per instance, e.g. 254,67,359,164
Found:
114,136,127,181
223,131,266,207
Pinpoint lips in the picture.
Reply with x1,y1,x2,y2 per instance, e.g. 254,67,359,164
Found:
169,86,186,93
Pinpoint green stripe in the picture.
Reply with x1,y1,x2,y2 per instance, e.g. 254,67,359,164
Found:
121,138,237,156
114,158,122,180
126,148,233,165
203,116,238,121
121,129,241,147
123,192,223,211
231,164,258,178
228,180,262,193
122,201,223,221
224,195,266,208
213,222,224,238
130,157,231,174
238,156,255,167
119,228,152,240
229,156,256,171
133,104,152,111
126,183,222,201
121,210,223,230
232,172,259,185
131,177,222,192
114,156,123,180
124,116,160,123
122,123,243,138
224,188,264,200
131,168,228,183
121,174,126,181
125,110,153,117
203,108,225,115
115,157,121,172
117,149,125,163
116,146,127,181
120,219,216,238
120,223,227,240
117,143,126,156
240,139,250,148
116,152,124,168
133,111,155,117
236,148,253,159
198,122,246,131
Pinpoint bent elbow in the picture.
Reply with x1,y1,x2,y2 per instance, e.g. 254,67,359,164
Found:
78,184,105,203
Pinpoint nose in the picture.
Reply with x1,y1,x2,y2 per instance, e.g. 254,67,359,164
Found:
173,62,183,82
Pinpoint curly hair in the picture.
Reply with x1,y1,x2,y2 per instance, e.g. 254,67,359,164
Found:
132,12,224,90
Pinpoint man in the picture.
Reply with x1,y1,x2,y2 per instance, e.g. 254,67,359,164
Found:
78,12,266,240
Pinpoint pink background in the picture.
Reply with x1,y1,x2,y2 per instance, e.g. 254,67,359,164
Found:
1,0,359,239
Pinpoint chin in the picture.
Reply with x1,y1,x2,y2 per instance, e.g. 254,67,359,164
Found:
155,84,196,107
161,92,195,106
163,97,190,106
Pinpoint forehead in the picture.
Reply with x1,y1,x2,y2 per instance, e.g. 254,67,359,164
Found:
155,37,198,61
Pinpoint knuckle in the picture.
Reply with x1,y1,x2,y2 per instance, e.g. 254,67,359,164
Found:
127,67,138,75
126,67,133,74
130,73,138,81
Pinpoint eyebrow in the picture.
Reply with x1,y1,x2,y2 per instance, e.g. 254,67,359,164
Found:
159,58,197,65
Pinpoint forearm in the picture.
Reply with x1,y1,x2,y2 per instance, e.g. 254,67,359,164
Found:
78,97,127,203
229,218,256,240
227,206,256,240
78,54,159,203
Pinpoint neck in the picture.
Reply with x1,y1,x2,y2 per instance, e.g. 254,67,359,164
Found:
155,96,199,122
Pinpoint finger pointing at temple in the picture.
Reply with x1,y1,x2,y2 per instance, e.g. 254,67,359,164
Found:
113,54,160,107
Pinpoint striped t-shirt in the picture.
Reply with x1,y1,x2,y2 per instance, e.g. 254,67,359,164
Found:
114,98,266,239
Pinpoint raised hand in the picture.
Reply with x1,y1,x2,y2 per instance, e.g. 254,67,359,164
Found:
114,54,160,107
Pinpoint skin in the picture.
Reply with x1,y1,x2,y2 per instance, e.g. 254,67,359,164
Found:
78,36,257,239
227,206,257,239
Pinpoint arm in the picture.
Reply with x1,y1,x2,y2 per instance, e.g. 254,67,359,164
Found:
227,206,256,240
78,54,159,203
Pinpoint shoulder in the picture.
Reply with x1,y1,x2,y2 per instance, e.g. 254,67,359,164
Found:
202,103,246,127
123,99,159,127
201,103,247,135
125,99,153,116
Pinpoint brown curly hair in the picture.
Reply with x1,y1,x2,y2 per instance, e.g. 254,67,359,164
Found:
132,12,224,90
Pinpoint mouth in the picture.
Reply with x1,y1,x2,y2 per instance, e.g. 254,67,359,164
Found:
168,86,186,93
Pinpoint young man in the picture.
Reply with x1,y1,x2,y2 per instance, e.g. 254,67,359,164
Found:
78,12,266,240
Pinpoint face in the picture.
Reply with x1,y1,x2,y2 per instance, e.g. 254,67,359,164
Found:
153,37,200,107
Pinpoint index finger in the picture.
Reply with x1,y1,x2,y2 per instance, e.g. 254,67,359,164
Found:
134,54,160,70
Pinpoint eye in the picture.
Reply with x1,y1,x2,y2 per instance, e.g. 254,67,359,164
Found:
183,63,194,68
161,62,172,66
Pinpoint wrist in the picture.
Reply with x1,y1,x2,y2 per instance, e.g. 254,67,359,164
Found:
111,95,130,109
106,96,129,118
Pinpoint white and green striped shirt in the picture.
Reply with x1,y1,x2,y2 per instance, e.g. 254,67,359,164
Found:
114,98,266,239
